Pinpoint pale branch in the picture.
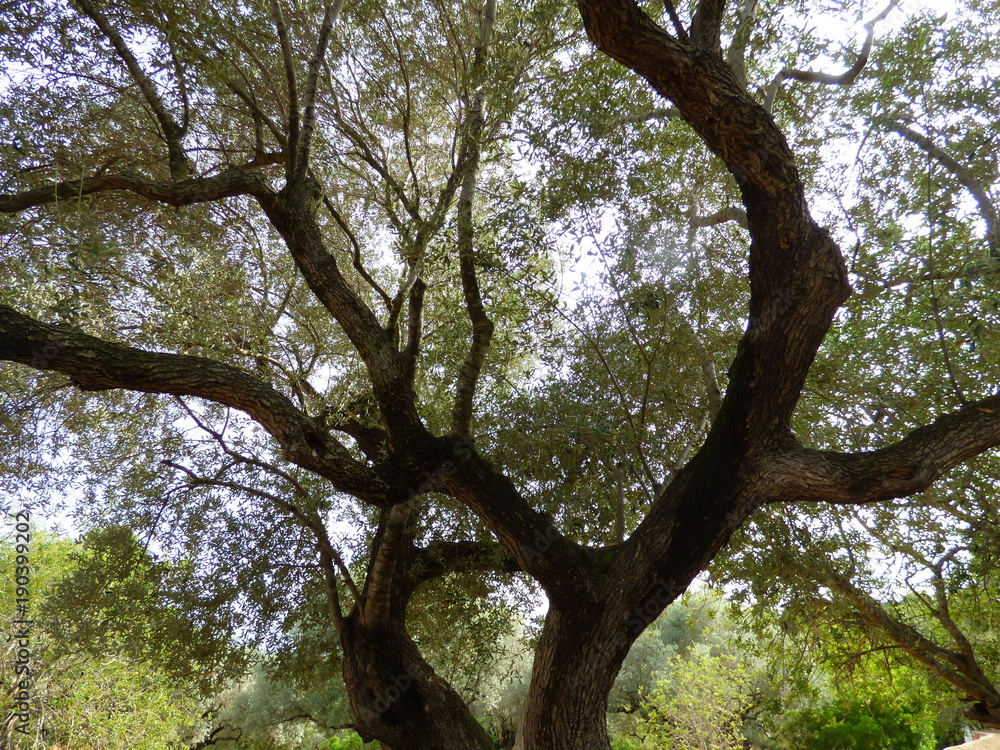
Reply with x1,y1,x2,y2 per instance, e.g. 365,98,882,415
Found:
271,0,301,181
74,0,190,180
660,410,710,489
363,503,413,628
166,38,191,134
764,0,899,113
768,394,1000,506
927,254,968,405
690,0,726,51
891,123,1000,258
725,0,758,90
861,265,1000,296
683,319,723,420
296,0,344,180
690,205,748,229
0,169,272,213
451,0,497,439
614,466,626,544
0,304,386,503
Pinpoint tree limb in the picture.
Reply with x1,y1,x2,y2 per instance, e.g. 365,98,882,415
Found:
0,169,272,213
891,122,1000,259
787,552,1000,716
768,395,1000,506
407,539,520,590
451,0,497,438
363,502,414,628
661,0,688,42
764,0,899,113
0,304,386,503
271,0,301,181
296,0,344,180
74,0,190,180
402,278,426,387
256,181,422,439
690,0,725,51
597,106,680,136
690,205,748,229
725,0,759,90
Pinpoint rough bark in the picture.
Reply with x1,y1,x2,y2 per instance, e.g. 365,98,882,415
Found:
335,513,495,750
339,617,494,750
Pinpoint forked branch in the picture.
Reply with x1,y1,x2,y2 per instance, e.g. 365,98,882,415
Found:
764,0,899,112
74,0,191,180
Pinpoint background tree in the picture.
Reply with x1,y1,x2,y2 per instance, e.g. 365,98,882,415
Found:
0,529,203,749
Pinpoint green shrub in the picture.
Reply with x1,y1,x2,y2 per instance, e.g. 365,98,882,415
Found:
782,697,935,750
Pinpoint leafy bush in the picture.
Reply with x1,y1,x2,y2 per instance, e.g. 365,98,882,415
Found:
782,697,935,750
636,649,753,750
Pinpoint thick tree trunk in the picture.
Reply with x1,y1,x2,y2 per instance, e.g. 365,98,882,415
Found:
340,616,494,750
512,608,633,750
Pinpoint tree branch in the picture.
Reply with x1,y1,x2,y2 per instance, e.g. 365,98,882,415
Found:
0,304,386,503
597,106,680,136
451,0,497,439
407,539,520,590
256,181,422,439
401,278,426,387
74,0,190,180
576,0,850,444
661,0,688,42
725,0,759,90
769,395,1000,506
0,169,272,213
787,552,1000,716
690,0,725,51
296,0,344,180
764,0,899,113
690,205,748,229
363,503,414,628
271,0,301,181
891,122,1000,259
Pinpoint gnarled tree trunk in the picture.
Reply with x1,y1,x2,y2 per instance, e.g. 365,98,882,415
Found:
340,616,494,750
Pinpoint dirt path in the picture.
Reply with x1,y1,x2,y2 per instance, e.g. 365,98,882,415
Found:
945,734,1000,750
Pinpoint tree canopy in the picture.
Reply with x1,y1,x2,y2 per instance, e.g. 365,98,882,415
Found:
2,0,1000,747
